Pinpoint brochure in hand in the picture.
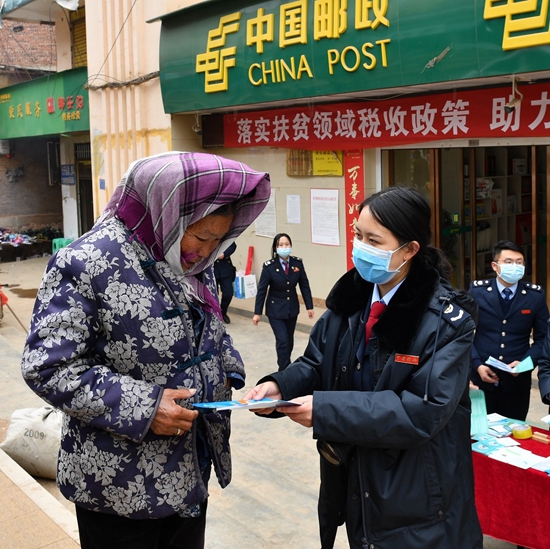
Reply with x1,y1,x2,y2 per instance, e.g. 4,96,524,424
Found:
486,355,534,374
193,397,302,412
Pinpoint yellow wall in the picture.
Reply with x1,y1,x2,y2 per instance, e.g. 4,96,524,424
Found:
86,0,179,217
85,0,380,301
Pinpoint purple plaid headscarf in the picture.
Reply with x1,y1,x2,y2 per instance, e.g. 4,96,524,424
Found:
100,151,271,315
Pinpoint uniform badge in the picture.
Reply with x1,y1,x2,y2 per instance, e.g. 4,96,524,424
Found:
395,354,420,365
521,309,531,314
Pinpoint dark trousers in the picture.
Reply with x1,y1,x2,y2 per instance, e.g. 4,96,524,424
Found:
216,275,234,315
483,387,530,422
268,316,298,370
75,501,207,549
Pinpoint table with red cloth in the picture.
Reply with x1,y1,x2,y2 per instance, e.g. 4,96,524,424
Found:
473,425,550,549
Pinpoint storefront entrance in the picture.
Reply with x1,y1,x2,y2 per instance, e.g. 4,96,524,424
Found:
384,146,548,293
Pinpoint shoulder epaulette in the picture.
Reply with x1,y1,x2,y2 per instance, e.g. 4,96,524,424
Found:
291,256,302,262
525,282,543,292
471,279,491,288
264,259,274,267
439,300,471,327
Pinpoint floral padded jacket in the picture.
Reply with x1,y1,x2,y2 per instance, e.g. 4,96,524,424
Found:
21,218,245,519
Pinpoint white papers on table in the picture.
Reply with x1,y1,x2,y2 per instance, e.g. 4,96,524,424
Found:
488,424,513,438
531,456,550,473
487,413,509,423
488,447,544,469
486,414,523,437
494,437,521,447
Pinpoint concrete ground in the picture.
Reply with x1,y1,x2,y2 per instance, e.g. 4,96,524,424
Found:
1,254,546,548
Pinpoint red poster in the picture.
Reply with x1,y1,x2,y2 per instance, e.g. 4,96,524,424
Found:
224,83,550,150
344,150,364,271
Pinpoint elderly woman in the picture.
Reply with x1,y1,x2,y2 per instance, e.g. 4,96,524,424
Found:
21,152,270,549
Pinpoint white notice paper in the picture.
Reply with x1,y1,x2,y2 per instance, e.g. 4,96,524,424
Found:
287,195,301,224
311,189,340,246
255,189,276,238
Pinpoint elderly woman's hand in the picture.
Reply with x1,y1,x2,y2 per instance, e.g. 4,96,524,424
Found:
150,388,199,437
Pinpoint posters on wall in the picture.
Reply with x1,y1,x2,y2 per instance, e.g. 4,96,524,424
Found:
311,189,339,246
287,194,301,224
255,188,276,238
312,151,343,176
61,164,76,185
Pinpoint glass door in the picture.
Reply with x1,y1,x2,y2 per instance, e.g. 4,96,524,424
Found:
383,146,547,293
439,148,473,290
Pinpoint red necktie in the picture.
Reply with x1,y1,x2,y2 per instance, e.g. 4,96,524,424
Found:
283,261,289,275
366,301,386,341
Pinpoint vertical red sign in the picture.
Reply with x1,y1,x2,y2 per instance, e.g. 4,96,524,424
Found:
344,150,365,271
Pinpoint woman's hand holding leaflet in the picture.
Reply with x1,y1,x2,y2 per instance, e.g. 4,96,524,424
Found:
279,395,313,428
243,381,282,414
150,388,198,436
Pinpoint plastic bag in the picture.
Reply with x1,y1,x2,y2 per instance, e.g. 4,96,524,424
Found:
243,274,257,298
0,406,63,479
235,271,257,299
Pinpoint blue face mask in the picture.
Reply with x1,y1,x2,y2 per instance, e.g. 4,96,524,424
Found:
497,263,525,284
352,239,408,285
277,247,292,258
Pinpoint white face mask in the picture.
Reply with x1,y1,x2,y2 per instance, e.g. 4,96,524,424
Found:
352,239,408,284
497,263,525,284
277,247,292,258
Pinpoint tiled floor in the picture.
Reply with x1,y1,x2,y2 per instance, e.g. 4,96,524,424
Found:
0,256,539,548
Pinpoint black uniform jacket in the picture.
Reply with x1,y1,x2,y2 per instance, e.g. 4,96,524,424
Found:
469,278,548,393
254,256,313,319
264,262,482,549
213,242,237,280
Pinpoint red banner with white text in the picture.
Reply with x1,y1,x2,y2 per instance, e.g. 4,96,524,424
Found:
224,83,550,150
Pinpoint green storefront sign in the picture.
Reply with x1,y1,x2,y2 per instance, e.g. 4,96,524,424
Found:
158,0,550,113
0,67,89,138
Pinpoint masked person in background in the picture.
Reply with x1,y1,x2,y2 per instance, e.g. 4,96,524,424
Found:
214,241,237,324
470,240,548,421
245,186,482,549
253,233,314,370
21,152,270,549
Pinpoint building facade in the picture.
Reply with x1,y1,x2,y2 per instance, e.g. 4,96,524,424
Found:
2,0,549,302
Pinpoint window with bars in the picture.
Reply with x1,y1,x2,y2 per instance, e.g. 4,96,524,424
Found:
75,143,90,160
70,7,87,68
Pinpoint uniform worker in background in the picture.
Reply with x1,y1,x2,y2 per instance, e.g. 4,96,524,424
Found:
253,233,314,371
470,240,549,421
214,242,237,324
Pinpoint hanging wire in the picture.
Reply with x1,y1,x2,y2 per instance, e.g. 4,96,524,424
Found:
87,0,139,88
85,71,159,90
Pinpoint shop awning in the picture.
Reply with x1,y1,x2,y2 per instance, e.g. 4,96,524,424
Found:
154,0,550,115
0,67,89,139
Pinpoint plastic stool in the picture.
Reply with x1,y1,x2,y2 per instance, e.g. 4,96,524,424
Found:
52,238,74,254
